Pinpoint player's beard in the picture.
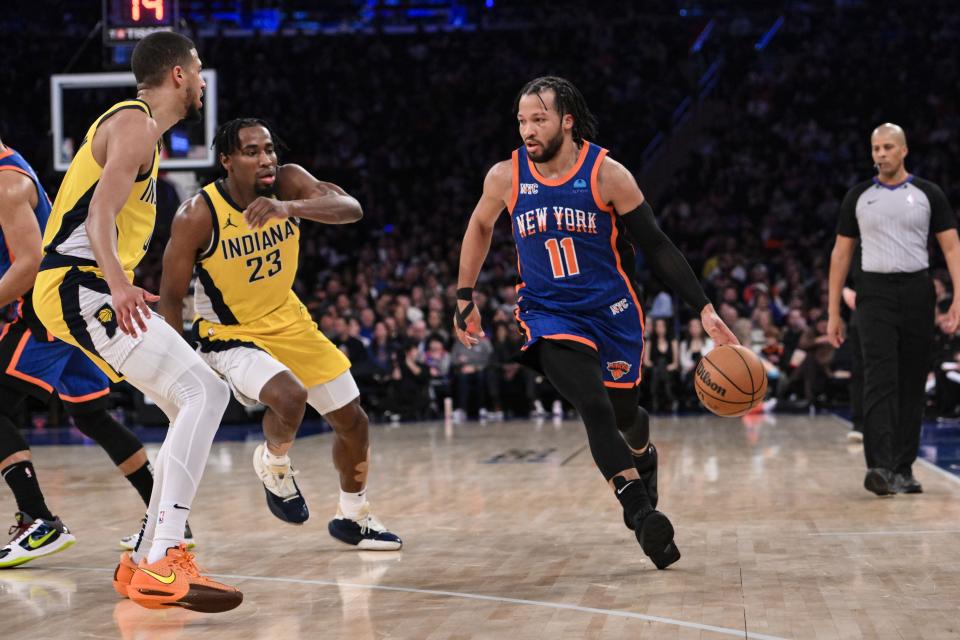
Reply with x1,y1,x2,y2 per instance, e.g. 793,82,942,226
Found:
253,183,277,198
184,87,202,123
527,130,564,163
254,180,277,197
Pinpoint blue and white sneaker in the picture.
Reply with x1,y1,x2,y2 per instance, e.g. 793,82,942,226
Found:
328,504,402,551
0,512,76,569
253,444,309,524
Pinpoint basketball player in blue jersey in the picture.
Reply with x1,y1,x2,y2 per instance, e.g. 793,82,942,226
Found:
0,138,191,568
455,77,737,569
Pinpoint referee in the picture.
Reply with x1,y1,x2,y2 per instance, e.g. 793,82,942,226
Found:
827,123,960,496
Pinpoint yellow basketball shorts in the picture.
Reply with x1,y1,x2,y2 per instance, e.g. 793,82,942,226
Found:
33,266,139,382
194,293,351,393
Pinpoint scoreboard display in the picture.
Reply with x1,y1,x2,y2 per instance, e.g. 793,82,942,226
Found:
102,0,179,44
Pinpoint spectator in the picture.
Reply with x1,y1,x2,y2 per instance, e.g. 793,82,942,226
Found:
644,318,679,413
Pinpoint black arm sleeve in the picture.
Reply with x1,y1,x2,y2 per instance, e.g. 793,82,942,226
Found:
836,185,863,238
620,202,711,313
914,177,957,234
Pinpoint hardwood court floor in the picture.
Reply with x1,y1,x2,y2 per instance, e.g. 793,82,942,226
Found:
3,413,960,639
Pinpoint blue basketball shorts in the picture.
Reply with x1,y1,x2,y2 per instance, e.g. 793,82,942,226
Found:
516,297,645,388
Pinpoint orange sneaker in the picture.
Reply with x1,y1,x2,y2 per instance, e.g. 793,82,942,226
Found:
112,551,138,598
127,544,242,613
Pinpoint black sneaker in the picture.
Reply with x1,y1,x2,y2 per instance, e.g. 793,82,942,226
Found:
328,505,402,550
893,472,923,494
864,468,895,496
631,510,681,570
253,444,309,524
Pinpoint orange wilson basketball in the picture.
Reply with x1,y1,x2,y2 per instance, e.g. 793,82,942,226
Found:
694,344,768,417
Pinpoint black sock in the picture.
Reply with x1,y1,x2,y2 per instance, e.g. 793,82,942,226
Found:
2,461,54,521
124,461,154,506
612,475,652,522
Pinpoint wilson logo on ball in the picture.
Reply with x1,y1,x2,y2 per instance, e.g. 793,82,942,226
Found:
695,362,726,396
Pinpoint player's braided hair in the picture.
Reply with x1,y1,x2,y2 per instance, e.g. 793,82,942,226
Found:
513,76,598,144
212,117,287,172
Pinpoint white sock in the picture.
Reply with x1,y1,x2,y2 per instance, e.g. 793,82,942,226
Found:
148,502,190,563
263,444,290,467
339,489,366,519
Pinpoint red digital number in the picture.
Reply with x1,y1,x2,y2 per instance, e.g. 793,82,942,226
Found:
131,0,164,21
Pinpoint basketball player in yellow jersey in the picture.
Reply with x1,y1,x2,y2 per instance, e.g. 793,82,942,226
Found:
159,118,401,549
31,33,241,612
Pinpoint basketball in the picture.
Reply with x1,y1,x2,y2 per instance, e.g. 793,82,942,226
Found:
694,344,767,417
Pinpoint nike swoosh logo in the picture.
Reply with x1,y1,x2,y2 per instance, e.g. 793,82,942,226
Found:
139,567,177,584
27,529,57,549
616,481,635,496
867,199,878,204
173,504,190,510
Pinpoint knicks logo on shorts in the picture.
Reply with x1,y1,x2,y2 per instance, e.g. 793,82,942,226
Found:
606,360,631,380
96,304,118,339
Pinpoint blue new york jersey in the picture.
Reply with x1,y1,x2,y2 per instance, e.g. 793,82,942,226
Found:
509,142,646,387
0,147,109,403
510,141,637,312
0,147,51,277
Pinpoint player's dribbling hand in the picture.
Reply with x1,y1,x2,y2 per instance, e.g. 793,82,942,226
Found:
826,314,845,348
111,280,160,338
701,304,739,346
453,301,484,349
244,198,290,229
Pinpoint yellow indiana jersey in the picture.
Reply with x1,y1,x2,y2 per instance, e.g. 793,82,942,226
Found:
194,180,300,325
40,99,160,281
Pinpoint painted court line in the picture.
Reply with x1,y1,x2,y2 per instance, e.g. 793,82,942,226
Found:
809,529,960,537
45,565,788,640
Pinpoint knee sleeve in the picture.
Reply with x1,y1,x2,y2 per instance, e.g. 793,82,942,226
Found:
0,415,29,462
70,410,144,467
609,387,648,450
539,341,633,480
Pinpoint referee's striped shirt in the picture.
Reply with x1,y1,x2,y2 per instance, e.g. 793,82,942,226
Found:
837,175,956,274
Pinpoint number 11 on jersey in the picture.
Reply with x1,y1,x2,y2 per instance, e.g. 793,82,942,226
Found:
545,237,580,278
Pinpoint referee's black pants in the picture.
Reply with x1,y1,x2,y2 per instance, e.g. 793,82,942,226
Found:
857,270,934,473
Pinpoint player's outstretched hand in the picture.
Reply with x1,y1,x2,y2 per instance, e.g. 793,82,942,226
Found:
244,197,290,229
453,301,484,349
111,280,160,338
701,304,739,346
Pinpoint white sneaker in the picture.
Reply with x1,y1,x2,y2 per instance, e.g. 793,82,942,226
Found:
532,400,547,417
328,503,402,551
0,512,75,568
253,443,309,524
552,400,563,418
119,520,195,551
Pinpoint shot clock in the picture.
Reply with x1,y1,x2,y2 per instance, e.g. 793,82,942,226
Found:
102,0,179,45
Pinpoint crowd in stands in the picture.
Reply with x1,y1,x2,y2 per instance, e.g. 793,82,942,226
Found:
4,1,960,425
